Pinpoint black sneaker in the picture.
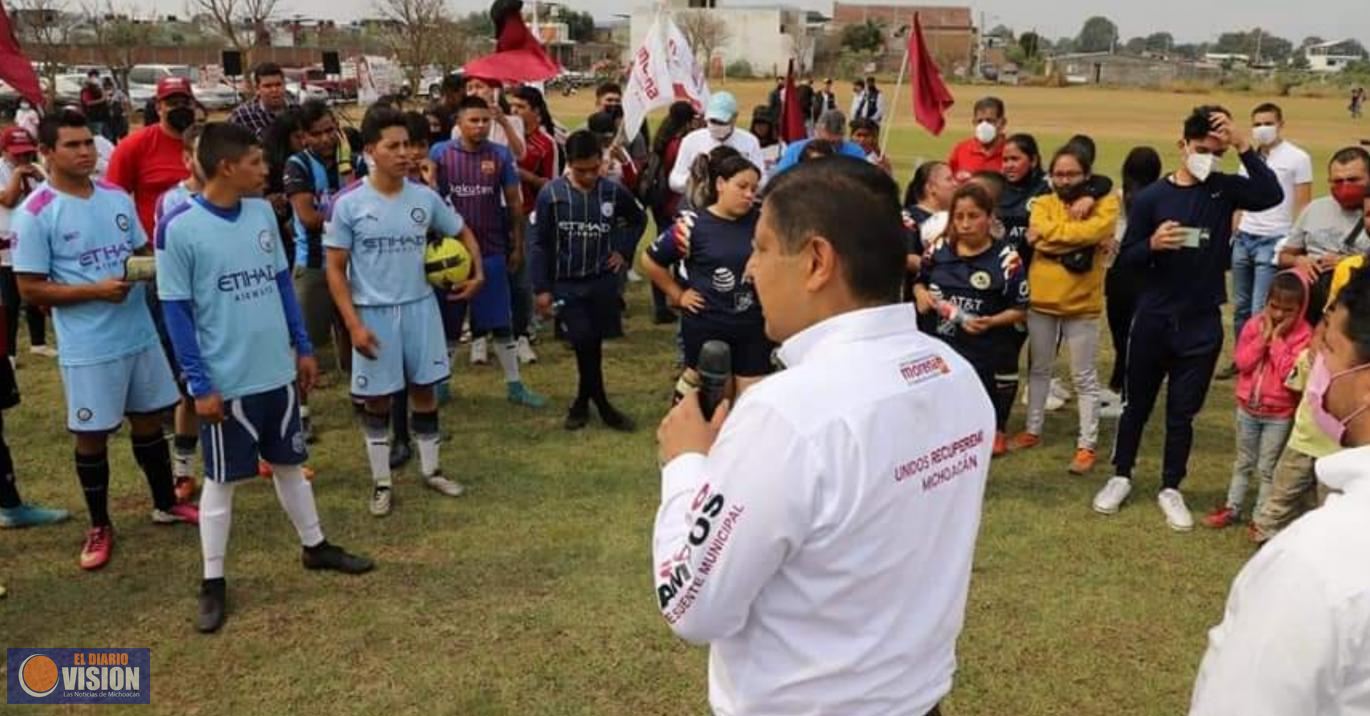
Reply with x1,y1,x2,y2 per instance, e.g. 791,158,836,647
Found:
1215,362,1238,381
389,441,413,470
564,404,590,431
197,578,227,634
302,542,375,574
597,403,636,433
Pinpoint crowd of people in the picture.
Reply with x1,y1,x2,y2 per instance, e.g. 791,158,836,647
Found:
3,59,1370,711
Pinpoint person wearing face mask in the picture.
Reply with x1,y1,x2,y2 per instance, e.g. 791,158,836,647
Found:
1277,146,1370,324
1094,105,1283,532
1190,267,1370,716
106,77,197,237
668,92,766,197
948,97,1007,183
1217,103,1314,382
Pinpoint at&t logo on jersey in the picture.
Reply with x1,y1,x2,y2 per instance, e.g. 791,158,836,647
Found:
7,648,151,705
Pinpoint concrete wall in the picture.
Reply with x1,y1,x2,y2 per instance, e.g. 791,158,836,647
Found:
1049,56,1222,88
630,8,808,78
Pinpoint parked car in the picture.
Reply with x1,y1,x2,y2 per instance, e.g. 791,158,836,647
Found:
128,64,241,111
284,67,357,101
286,81,329,104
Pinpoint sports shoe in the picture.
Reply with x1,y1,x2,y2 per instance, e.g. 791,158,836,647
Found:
197,578,227,634
1202,505,1239,529
1069,448,1097,475
516,335,538,364
992,432,1007,457
369,486,392,517
565,404,589,431
507,381,548,408
1008,432,1041,452
390,441,413,470
174,475,198,503
470,337,489,365
79,525,114,570
1158,488,1194,532
1215,362,1238,381
424,472,465,497
152,503,200,526
28,344,57,358
1046,378,1070,412
1100,402,1125,420
0,503,71,528
1093,476,1133,515
302,541,375,574
598,403,636,432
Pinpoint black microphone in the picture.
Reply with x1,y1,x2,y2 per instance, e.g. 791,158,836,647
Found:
696,340,731,421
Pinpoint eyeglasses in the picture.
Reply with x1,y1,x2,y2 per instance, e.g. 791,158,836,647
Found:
1051,171,1084,180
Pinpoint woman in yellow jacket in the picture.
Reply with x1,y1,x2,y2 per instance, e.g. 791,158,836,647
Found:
1010,144,1120,474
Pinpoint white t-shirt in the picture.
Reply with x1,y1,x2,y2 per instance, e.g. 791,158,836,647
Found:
0,160,44,267
1238,140,1313,236
667,127,767,195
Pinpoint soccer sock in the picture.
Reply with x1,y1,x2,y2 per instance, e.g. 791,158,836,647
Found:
412,410,440,477
391,389,411,445
75,449,111,527
493,336,521,383
172,434,198,480
271,464,325,548
992,378,1019,432
132,432,176,512
361,410,392,488
198,479,235,580
0,414,21,509
572,341,604,409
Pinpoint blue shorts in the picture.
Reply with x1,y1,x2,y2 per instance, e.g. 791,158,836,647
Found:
555,274,622,344
61,344,180,433
202,384,307,482
469,256,512,333
351,297,450,397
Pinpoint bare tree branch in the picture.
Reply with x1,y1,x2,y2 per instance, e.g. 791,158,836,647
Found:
676,10,731,74
80,0,157,91
193,0,281,69
12,0,77,104
373,0,454,100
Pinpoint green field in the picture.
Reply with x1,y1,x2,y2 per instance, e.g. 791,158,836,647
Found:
2,81,1368,714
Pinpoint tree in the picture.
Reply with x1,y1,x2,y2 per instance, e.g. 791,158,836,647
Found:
987,24,1013,42
81,1,157,91
787,25,816,73
1054,36,1075,54
374,0,450,100
551,6,594,43
1145,32,1173,54
1075,16,1118,53
1123,36,1145,55
1300,36,1325,49
677,10,732,69
839,19,884,54
12,0,77,105
1018,31,1041,59
194,0,280,75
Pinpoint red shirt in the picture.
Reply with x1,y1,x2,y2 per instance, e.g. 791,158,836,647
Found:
947,137,1005,180
518,128,556,214
106,124,189,234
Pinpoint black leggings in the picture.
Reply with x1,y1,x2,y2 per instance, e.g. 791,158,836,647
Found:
1,267,47,355
1105,268,1142,394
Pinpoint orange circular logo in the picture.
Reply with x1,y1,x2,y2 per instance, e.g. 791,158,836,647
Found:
19,654,59,698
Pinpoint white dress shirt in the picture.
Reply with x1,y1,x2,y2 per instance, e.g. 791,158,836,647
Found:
1191,444,1370,716
653,304,994,716
667,127,767,195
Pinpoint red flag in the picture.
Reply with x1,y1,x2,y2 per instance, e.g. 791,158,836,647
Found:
0,3,42,107
908,13,954,136
779,60,806,143
462,0,561,84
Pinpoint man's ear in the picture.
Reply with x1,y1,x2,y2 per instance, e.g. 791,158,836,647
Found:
803,235,839,293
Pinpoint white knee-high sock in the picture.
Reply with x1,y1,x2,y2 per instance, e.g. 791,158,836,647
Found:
271,464,325,548
493,339,520,383
361,411,391,487
412,410,441,478
199,480,237,580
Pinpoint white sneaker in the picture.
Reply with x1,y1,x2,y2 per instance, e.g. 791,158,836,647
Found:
627,269,644,283
1100,403,1124,420
470,337,488,365
1158,488,1194,532
425,473,465,497
1046,378,1071,412
369,486,392,517
515,336,538,364
1093,476,1132,515
28,345,57,358
1100,388,1122,407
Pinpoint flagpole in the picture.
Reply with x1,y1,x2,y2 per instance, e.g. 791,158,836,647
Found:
880,22,912,157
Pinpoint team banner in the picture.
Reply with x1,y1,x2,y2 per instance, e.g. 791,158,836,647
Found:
623,15,675,143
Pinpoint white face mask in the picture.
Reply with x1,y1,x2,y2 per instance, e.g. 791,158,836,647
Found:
974,121,997,145
708,122,734,142
1252,125,1279,147
1185,151,1217,182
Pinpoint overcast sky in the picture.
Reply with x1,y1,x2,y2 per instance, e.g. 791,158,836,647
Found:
155,0,1368,46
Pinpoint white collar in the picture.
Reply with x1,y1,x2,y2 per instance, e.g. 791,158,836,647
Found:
776,304,917,368
1315,444,1370,492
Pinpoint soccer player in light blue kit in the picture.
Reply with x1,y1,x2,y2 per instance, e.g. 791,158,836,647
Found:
157,122,374,633
326,107,485,517
13,111,196,573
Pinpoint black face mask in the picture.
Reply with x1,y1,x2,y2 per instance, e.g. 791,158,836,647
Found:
607,104,624,121
165,106,196,133
1056,182,1089,203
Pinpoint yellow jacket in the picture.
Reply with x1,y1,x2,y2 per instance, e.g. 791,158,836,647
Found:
1026,192,1120,317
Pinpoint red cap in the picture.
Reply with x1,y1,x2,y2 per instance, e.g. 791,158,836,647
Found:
0,126,37,155
156,76,194,100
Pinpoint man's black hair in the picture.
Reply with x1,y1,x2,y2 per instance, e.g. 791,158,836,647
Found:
973,96,1005,119
1330,146,1370,172
596,82,622,98
564,130,602,163
196,122,259,178
849,117,880,134
441,74,465,94
37,109,89,149
300,99,333,130
762,157,906,303
1335,265,1370,363
457,95,491,115
253,62,284,83
360,106,409,146
403,111,431,147
1183,105,1231,142
1252,102,1283,121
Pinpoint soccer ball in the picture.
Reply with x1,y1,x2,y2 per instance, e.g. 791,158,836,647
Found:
425,237,473,289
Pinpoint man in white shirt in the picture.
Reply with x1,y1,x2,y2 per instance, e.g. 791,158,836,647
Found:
654,158,993,716
1190,267,1370,716
853,76,886,123
667,92,766,196
1222,102,1313,379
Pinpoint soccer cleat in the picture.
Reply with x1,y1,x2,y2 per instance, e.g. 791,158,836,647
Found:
389,442,413,470
564,405,590,431
1099,402,1125,420
424,472,465,497
516,335,538,364
302,541,375,574
598,404,636,433
152,503,200,526
196,578,227,634
992,432,1008,457
369,486,392,517
1093,477,1133,515
470,337,489,365
28,344,58,358
174,475,198,503
1008,432,1041,452
0,503,71,528
1158,488,1194,532
507,382,548,408
79,526,114,571
1202,505,1240,529
1068,448,1097,475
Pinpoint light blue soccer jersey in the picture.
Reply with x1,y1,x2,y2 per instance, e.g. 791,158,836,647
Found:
156,196,297,400
324,178,464,306
10,180,157,367
154,181,194,229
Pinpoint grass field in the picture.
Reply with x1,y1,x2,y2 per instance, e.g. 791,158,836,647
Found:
2,80,1368,714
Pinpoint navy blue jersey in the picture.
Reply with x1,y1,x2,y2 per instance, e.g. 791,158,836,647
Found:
918,238,1027,365
529,176,647,293
646,208,761,326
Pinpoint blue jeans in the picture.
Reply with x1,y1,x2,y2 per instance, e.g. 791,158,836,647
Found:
1231,231,1283,340
1227,409,1292,515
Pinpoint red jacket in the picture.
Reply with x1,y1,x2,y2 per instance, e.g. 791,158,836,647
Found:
1235,271,1313,419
